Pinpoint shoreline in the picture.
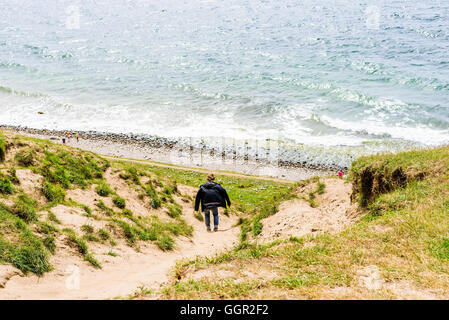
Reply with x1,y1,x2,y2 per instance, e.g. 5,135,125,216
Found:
0,125,337,181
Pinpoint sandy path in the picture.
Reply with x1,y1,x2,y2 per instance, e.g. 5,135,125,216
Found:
0,196,239,300
258,178,358,242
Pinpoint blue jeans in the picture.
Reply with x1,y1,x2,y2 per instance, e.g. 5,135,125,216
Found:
204,207,219,228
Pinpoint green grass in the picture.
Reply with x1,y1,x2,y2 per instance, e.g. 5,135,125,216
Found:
63,228,102,268
143,183,161,209
95,182,113,197
316,182,326,195
43,235,56,254
84,253,102,269
7,169,19,185
10,129,448,299
0,132,118,275
194,211,204,222
0,176,14,195
64,229,88,255
15,149,35,167
0,208,53,275
42,182,65,203
39,150,108,189
12,194,38,222
83,234,100,242
81,224,94,234
113,196,126,209
157,234,175,251
167,203,182,218
96,200,115,216
123,163,296,242
0,134,6,162
98,228,110,240
47,212,61,224
11,245,52,275
430,237,449,261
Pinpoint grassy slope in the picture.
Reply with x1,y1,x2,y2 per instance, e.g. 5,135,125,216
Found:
157,146,449,299
0,131,295,276
0,131,190,273
2,130,449,299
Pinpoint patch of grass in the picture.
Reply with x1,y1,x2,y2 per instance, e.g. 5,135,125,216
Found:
36,221,59,235
305,181,325,208
83,234,100,242
161,279,264,300
113,196,126,209
0,207,53,276
0,176,14,194
112,219,139,244
12,194,38,222
15,149,34,167
159,218,193,237
47,212,61,224
81,224,94,234
316,182,326,195
96,201,115,216
42,182,65,203
95,182,112,197
107,251,119,257
7,169,20,185
40,150,108,189
156,234,174,251
0,133,6,162
43,235,56,254
144,184,161,209
122,209,133,217
252,218,263,236
63,228,102,268
11,245,52,275
64,229,88,255
119,171,132,180
98,228,110,240
84,253,102,269
167,203,182,218
194,211,204,222
430,237,449,261
82,205,92,216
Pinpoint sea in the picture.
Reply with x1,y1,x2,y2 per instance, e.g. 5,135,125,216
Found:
1,0,448,168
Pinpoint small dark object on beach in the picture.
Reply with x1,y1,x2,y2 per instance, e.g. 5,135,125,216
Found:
62,138,66,144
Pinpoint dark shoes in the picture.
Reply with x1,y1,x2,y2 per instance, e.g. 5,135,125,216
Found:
207,227,211,232
214,226,218,232
206,226,218,232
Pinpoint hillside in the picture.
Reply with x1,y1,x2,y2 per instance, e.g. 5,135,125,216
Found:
0,130,295,299
0,130,448,299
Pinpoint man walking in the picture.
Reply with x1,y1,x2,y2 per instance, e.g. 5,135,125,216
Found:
194,173,231,232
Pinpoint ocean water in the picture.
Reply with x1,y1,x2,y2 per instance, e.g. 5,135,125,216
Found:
0,0,448,167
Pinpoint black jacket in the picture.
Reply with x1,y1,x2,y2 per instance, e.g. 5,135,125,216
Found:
194,182,231,212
